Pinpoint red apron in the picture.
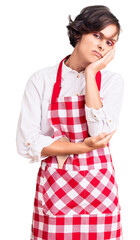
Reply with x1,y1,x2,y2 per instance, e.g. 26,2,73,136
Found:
30,56,123,240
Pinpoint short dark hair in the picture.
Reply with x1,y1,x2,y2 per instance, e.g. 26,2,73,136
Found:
66,5,121,47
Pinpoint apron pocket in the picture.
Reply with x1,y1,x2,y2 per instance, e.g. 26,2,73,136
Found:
85,168,121,214
42,166,121,216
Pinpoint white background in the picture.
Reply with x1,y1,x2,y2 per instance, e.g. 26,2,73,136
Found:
0,0,139,239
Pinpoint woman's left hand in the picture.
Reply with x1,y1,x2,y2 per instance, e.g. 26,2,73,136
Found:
85,47,115,76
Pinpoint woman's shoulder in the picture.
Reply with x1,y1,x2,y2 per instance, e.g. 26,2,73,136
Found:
100,68,124,90
101,68,124,81
28,63,59,85
24,63,59,97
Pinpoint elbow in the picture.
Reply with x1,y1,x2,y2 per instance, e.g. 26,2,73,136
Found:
16,142,30,159
16,135,31,159
40,146,48,157
87,119,118,137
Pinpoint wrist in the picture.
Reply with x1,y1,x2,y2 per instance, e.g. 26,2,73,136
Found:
78,141,93,153
85,68,97,79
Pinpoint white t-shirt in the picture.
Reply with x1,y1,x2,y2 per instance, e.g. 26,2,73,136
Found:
16,60,124,163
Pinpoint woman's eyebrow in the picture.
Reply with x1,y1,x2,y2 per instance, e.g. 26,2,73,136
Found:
99,32,118,42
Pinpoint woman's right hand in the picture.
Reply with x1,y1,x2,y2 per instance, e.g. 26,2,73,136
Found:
83,130,116,149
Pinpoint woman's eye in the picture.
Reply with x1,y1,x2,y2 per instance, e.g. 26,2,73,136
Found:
93,33,101,39
107,41,113,46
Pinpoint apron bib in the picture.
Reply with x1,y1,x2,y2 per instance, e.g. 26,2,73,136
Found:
31,56,123,240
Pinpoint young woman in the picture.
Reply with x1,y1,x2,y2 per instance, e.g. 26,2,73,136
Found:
16,5,124,240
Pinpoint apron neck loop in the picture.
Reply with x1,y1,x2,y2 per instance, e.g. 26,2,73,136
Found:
51,55,70,103
51,55,101,104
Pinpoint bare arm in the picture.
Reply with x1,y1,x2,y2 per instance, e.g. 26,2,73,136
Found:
41,141,90,157
41,131,115,157
85,48,115,109
85,71,102,109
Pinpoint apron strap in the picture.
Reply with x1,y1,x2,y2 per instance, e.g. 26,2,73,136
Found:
95,71,101,91
51,55,70,103
51,55,101,103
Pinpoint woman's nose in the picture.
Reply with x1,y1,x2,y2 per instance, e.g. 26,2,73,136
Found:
97,42,105,51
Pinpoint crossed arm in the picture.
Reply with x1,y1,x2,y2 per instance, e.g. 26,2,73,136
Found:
41,49,116,158
41,131,115,157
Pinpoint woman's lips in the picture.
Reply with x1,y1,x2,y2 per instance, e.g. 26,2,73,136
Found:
92,50,103,58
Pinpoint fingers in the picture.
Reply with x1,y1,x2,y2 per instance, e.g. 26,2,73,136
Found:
106,46,115,56
106,129,116,137
84,130,116,149
95,130,116,148
102,48,115,64
86,132,107,147
94,130,115,142
93,132,107,142
94,47,115,71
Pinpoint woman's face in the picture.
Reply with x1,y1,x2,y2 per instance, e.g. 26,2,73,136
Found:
75,24,119,64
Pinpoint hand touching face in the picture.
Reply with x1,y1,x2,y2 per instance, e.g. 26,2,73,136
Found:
84,47,116,75
76,24,118,65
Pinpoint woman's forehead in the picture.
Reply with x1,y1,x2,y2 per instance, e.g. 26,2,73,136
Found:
99,25,119,41
99,31,118,42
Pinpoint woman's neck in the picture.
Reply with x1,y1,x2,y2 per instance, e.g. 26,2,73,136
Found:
64,49,88,73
